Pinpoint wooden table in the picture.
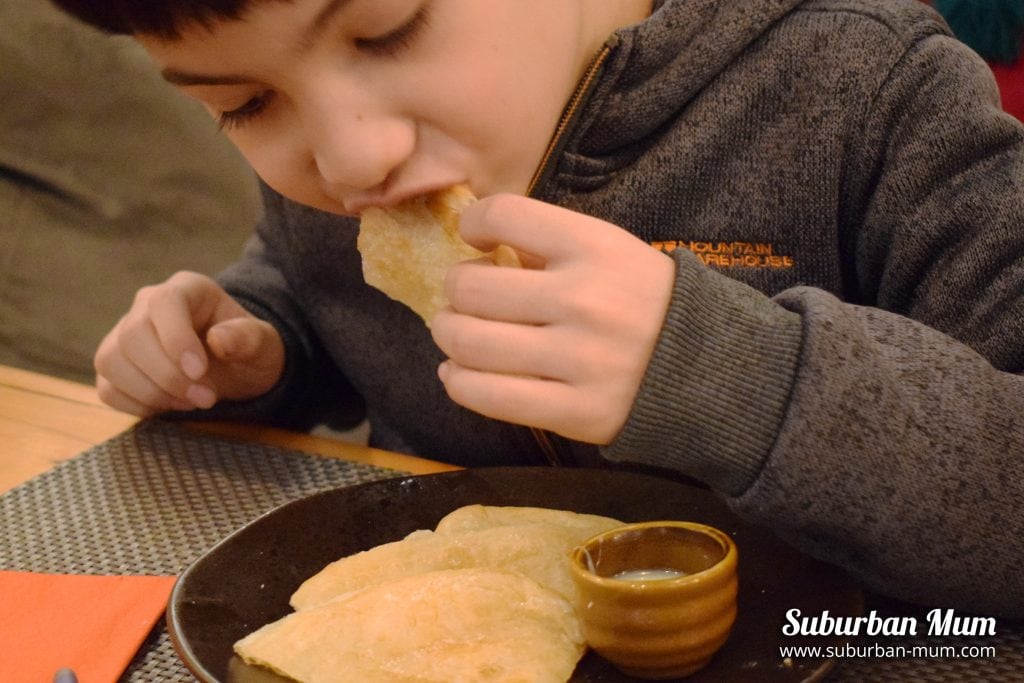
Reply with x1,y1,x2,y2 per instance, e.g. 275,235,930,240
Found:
0,363,457,495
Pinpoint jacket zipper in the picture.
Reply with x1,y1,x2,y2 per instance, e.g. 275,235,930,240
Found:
524,41,614,467
527,42,614,196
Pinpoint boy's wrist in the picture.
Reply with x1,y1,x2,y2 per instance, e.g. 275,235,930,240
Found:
601,249,803,496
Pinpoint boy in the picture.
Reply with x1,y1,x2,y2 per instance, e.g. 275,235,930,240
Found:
51,0,1024,618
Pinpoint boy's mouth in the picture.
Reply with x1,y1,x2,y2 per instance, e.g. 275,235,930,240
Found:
345,182,469,215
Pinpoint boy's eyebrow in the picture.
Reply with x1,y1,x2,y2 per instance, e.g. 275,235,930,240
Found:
161,69,251,86
160,0,354,85
297,0,354,55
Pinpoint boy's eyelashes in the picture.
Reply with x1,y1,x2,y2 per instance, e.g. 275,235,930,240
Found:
217,91,275,130
355,4,431,57
211,3,432,131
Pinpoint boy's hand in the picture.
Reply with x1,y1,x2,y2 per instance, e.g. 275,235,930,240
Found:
431,194,674,444
94,271,285,416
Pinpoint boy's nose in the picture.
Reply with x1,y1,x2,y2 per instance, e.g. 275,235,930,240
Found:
308,108,415,198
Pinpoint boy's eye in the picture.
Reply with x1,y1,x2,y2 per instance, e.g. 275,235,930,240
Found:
355,5,431,57
217,92,275,130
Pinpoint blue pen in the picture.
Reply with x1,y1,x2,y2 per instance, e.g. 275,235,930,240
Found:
53,668,78,683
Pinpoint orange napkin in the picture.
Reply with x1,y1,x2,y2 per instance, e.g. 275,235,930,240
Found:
0,570,177,683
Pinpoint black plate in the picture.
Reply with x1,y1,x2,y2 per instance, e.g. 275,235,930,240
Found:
167,467,862,682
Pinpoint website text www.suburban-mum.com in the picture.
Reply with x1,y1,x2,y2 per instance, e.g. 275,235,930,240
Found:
778,608,999,662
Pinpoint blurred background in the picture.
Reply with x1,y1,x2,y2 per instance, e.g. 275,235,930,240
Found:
0,1,260,385
924,0,1024,121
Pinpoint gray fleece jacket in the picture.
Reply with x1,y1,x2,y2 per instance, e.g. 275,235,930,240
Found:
213,0,1024,617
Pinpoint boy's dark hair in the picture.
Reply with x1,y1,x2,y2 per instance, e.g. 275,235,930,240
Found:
48,0,275,38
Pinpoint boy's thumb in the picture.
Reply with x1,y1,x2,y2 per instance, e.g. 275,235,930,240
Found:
206,318,265,362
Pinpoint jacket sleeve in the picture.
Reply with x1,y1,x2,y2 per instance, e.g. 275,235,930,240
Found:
190,183,364,430
603,34,1024,618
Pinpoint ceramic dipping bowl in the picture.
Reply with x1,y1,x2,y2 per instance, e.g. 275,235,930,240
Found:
569,521,738,679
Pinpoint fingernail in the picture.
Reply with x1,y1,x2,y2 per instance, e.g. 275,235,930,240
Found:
53,669,78,683
186,384,217,409
181,351,205,380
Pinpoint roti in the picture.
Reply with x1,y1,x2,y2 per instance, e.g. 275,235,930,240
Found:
290,506,622,610
357,185,520,326
434,505,622,537
235,568,586,683
235,505,622,682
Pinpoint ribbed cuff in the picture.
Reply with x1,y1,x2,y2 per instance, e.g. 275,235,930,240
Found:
601,249,803,496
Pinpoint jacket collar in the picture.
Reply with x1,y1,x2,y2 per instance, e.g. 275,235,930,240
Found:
569,0,808,157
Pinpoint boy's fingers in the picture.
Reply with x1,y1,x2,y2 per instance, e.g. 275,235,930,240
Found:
206,317,273,362
431,314,566,379
145,272,251,378
460,194,592,261
438,360,572,432
443,261,555,324
145,281,212,379
437,361,619,445
180,350,206,381
184,383,218,409
96,376,157,417
96,351,196,413
119,319,199,398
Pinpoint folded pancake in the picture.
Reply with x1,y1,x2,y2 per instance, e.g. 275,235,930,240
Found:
290,506,622,610
435,504,621,537
237,506,622,682
235,568,585,683
357,185,520,326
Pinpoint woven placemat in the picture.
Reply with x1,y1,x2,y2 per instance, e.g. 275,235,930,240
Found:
1,419,1020,681
0,419,401,681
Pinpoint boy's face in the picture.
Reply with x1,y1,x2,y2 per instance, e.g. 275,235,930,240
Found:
140,0,602,215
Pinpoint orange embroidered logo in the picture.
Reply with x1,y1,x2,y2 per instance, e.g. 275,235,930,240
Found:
652,240,795,269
